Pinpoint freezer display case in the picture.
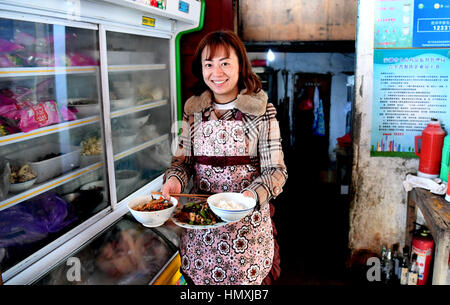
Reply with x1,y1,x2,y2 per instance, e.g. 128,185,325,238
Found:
0,0,203,284
33,216,180,285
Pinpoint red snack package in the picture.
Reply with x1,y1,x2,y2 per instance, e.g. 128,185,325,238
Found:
2,100,61,132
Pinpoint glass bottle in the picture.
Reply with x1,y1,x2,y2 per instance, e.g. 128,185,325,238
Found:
383,249,394,284
407,253,419,285
392,243,400,283
399,246,410,285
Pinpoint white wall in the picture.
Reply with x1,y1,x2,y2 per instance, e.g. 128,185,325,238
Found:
248,52,355,162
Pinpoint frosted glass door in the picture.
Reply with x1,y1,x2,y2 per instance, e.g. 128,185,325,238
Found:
106,31,172,202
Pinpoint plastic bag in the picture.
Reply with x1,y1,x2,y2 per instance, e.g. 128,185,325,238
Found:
0,38,24,53
0,192,77,248
68,52,98,66
0,54,15,67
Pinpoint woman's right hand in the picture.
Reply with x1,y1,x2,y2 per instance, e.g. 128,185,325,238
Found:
161,176,182,201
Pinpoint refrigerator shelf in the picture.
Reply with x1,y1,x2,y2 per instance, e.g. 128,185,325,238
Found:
0,161,103,212
0,133,169,212
0,66,98,78
107,64,167,73
0,63,166,78
110,99,168,118
0,115,100,147
113,133,168,161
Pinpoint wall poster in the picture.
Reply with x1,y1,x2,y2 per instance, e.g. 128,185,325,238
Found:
371,0,450,157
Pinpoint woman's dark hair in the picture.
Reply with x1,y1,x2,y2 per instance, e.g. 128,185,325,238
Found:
191,30,262,96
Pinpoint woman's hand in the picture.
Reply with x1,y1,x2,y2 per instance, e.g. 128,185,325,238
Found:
161,176,182,200
242,190,255,200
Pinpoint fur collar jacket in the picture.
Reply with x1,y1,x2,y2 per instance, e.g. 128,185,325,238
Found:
184,89,268,117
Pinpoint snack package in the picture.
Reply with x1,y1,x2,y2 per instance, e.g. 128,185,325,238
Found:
14,30,36,46
0,54,15,67
0,38,24,53
68,52,98,66
58,104,77,121
1,100,61,132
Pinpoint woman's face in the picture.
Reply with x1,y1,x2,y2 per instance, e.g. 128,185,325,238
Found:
201,45,239,103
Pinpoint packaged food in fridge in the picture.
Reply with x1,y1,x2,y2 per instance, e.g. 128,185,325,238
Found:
0,38,24,53
1,100,61,132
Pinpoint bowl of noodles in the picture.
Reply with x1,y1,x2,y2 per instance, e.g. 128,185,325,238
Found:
128,194,178,227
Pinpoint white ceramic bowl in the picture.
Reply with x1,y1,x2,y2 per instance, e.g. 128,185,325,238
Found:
207,192,256,222
116,170,140,189
122,114,150,129
80,154,102,167
111,98,134,109
128,195,178,227
73,104,100,118
113,132,137,150
80,180,106,198
9,177,37,193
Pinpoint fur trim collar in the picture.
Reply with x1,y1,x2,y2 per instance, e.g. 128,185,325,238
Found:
184,89,268,116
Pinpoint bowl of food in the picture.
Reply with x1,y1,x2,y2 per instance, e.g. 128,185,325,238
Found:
80,136,102,167
128,195,178,227
80,180,106,200
72,104,100,118
116,169,140,189
9,164,38,193
112,131,137,151
9,177,37,193
207,192,256,222
111,97,134,109
67,99,100,118
122,113,150,129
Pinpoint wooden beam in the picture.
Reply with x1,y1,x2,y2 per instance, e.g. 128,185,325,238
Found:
239,0,357,42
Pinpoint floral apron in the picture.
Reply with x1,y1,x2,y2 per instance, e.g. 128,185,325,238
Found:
180,110,274,285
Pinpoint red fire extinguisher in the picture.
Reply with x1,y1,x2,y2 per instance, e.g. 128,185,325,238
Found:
415,118,446,178
411,228,434,285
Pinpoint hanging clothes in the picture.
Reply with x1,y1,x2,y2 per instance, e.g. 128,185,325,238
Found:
312,86,326,137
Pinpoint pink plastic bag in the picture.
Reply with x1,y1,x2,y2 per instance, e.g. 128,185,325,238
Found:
58,105,77,121
68,52,98,66
0,38,24,53
0,54,15,67
2,100,61,132
14,31,36,46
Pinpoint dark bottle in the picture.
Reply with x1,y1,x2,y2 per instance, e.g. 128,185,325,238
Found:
392,243,401,283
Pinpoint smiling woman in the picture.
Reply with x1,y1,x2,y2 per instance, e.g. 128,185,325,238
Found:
161,30,288,285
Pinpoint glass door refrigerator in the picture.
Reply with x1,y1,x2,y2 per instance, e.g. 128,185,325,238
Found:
0,0,203,285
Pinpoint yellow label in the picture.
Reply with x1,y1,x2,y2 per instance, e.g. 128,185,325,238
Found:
142,16,155,27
